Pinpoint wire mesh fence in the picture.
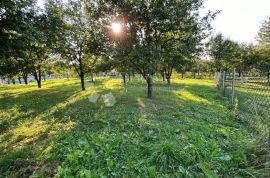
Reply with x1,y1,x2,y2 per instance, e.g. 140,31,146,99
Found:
215,69,270,140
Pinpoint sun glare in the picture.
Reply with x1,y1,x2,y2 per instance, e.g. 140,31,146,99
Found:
111,22,122,34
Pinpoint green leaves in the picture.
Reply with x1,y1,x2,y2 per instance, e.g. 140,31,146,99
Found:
258,17,270,45
198,162,219,178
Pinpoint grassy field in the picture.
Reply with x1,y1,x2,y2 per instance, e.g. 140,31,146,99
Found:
0,77,269,177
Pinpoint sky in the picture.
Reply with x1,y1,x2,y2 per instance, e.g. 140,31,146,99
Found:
203,0,270,44
37,0,270,44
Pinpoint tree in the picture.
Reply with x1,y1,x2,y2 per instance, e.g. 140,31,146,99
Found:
252,45,270,78
258,17,270,45
107,0,213,98
208,34,238,72
257,17,270,79
159,7,216,84
0,0,65,87
59,0,105,90
0,0,35,82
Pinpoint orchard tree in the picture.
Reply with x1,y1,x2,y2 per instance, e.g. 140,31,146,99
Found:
0,0,35,82
257,17,270,78
159,8,216,84
230,43,252,79
258,17,270,45
24,4,60,88
208,34,238,72
107,0,214,98
0,0,55,87
60,0,105,90
252,45,270,78
175,57,192,79
84,55,105,83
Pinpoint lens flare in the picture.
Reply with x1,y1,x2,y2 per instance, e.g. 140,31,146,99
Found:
111,22,121,34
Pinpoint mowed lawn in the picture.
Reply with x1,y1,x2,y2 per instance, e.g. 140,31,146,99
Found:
0,77,268,177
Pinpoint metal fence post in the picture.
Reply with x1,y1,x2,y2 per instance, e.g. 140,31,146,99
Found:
222,71,226,96
231,68,236,108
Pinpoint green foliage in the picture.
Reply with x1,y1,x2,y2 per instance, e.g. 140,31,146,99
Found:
208,33,239,71
258,17,270,45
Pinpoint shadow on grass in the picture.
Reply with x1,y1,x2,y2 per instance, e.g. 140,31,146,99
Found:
29,81,237,177
0,84,80,134
1,79,268,177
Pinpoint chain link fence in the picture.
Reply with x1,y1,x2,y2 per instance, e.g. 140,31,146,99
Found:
215,69,270,174
215,69,270,140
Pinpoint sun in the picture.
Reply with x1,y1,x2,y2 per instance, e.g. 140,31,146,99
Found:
111,22,122,34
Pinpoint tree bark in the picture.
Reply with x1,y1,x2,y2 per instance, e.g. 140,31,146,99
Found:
38,67,42,88
80,73,85,90
23,74,28,85
37,79,41,88
181,72,184,79
161,72,165,82
18,77,21,84
78,58,85,91
122,73,126,85
34,66,42,88
12,79,15,84
165,70,172,85
166,77,171,84
146,75,153,99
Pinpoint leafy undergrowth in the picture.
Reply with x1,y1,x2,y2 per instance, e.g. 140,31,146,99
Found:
0,77,269,177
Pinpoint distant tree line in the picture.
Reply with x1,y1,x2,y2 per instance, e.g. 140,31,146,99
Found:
208,17,270,79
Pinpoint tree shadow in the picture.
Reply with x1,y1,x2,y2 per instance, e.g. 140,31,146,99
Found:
1,79,267,177
0,84,80,134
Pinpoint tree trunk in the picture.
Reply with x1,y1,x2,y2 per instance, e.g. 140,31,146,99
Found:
38,67,42,88
37,79,41,88
146,75,153,99
80,74,85,90
122,73,126,85
161,72,165,82
7,79,10,84
23,74,28,85
128,74,131,82
78,58,85,91
12,79,15,84
90,71,94,82
192,72,196,79
181,71,184,79
238,68,242,77
34,67,42,88
18,77,22,84
43,74,46,81
166,77,171,84
165,69,173,84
